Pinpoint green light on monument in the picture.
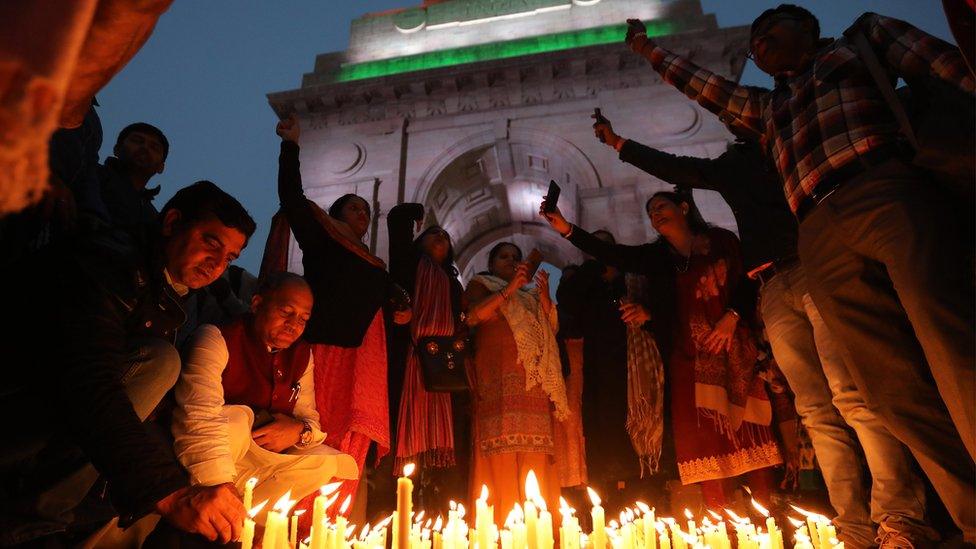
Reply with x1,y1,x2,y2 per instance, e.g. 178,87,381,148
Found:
335,20,675,83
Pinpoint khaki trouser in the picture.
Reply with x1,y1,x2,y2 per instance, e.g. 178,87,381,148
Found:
798,158,975,540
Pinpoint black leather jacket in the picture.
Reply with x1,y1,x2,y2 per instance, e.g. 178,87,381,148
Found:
1,229,188,526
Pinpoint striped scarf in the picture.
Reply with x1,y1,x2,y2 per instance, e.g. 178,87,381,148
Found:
624,274,666,477
394,256,456,469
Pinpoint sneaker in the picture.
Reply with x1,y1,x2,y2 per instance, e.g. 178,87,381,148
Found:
876,523,938,549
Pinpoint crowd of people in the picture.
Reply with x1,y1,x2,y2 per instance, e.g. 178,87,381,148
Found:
0,2,973,548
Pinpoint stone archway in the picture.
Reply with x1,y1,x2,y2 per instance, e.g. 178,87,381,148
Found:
413,126,603,280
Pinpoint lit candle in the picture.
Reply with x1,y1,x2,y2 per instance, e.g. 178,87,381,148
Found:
312,483,343,549
264,492,294,549
587,488,606,549
241,500,268,549
511,505,527,549
242,476,258,512
292,509,307,549
656,524,670,549
335,496,352,549
434,516,445,549
397,464,416,549
477,485,494,549
525,472,541,549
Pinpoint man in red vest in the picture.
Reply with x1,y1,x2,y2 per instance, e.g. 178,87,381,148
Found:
172,271,358,525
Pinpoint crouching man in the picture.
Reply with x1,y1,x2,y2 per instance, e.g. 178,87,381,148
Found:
172,271,358,524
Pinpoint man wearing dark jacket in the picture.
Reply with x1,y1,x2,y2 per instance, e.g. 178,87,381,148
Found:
592,115,935,547
0,181,256,546
95,122,169,236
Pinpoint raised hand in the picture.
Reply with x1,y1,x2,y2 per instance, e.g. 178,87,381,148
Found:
276,114,300,143
625,18,651,53
591,113,622,149
539,201,572,236
155,483,245,544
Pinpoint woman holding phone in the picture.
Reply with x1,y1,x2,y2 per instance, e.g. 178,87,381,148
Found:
541,191,782,506
464,242,569,515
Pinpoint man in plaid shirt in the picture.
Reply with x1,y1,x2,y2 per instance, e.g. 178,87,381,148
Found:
625,5,974,543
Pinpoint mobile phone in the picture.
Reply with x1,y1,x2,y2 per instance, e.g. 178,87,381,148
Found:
593,108,609,143
525,248,544,279
542,180,561,213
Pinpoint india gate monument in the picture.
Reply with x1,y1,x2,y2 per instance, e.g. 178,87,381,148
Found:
268,0,749,279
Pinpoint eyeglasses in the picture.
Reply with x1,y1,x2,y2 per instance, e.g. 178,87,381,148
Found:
747,13,803,60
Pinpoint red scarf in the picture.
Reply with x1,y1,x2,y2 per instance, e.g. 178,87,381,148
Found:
395,255,456,469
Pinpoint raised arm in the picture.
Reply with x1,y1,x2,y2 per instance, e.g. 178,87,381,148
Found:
172,325,236,487
387,202,425,290
856,12,975,95
539,203,661,274
626,19,768,135
276,116,327,251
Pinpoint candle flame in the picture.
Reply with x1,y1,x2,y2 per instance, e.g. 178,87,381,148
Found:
294,509,306,517
788,517,804,528
656,523,665,534
619,511,627,524
457,503,466,519
346,525,357,539
415,510,426,524
340,495,352,514
320,481,343,496
324,493,340,510
379,514,395,528
524,470,541,502
248,499,268,518
724,509,745,523
361,523,372,539
635,502,651,515
450,500,458,511
424,519,432,529
751,499,770,518
273,490,294,512
586,486,602,507
684,509,694,520
403,463,416,477
246,477,258,489
434,516,444,531
626,508,635,522
789,505,828,522
480,484,489,501
609,520,619,529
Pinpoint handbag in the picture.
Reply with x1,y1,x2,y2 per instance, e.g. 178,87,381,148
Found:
416,316,471,393
846,23,975,202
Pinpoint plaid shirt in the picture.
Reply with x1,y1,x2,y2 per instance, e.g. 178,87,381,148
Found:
644,13,975,214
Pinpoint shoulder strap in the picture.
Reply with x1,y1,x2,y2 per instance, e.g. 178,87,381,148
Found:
846,27,920,149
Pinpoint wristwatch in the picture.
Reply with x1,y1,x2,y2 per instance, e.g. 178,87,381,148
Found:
297,421,313,447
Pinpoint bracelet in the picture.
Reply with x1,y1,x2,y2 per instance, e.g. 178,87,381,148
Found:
725,308,740,321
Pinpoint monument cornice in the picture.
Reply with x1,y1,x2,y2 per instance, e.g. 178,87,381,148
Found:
267,25,749,129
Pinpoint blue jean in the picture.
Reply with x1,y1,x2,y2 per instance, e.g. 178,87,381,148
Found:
1,338,180,545
761,263,929,548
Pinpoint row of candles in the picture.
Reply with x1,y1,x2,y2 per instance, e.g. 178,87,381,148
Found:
238,465,844,549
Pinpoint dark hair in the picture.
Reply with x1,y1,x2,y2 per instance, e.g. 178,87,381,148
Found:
256,271,309,297
116,122,169,160
592,230,617,245
160,180,257,243
487,242,523,275
751,4,819,41
328,194,371,220
645,190,710,235
415,225,459,276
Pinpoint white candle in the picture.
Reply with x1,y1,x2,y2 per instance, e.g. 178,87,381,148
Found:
397,464,416,549
241,500,268,549
292,509,307,549
243,477,258,512
587,488,606,549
